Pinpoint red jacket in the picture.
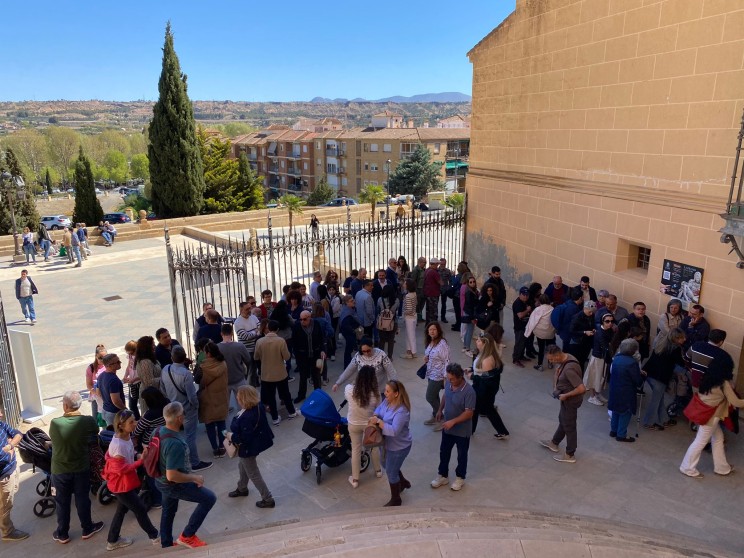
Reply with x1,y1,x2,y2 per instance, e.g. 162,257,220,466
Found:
103,452,142,494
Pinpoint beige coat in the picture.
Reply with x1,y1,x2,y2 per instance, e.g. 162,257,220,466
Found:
198,357,229,424
254,333,290,382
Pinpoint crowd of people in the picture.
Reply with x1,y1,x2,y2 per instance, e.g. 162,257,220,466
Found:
0,261,741,550
20,221,118,269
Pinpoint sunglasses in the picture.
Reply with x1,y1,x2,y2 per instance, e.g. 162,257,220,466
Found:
603,319,615,324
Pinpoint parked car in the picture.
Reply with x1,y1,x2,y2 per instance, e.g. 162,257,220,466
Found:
95,188,103,195
322,197,358,207
136,212,159,223
40,215,71,230
103,212,131,224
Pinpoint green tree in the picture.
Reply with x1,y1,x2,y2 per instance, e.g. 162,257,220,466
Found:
72,146,104,226
238,153,265,210
130,153,150,180
103,149,128,184
198,127,244,213
306,176,334,206
45,126,79,184
279,194,305,234
387,144,445,198
45,168,53,195
148,22,205,217
444,192,465,210
4,129,48,184
40,166,60,191
0,148,40,234
358,184,386,219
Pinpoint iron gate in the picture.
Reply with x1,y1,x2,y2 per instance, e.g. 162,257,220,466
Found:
166,207,465,355
0,292,21,427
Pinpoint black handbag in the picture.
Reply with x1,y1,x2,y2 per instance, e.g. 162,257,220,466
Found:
416,364,427,379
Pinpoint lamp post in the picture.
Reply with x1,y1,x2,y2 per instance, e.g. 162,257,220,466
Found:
385,159,392,221
0,171,25,260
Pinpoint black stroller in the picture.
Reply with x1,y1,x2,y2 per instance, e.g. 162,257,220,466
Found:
299,390,370,484
18,427,56,518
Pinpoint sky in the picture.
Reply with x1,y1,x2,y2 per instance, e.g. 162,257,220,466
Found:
0,0,515,102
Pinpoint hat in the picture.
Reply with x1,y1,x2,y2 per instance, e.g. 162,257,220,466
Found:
519,287,529,295
430,258,440,264
598,289,609,297
584,301,597,311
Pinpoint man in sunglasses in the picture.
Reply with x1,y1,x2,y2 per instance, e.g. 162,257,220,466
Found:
98,354,126,427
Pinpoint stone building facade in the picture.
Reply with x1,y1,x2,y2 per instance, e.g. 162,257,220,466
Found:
467,0,744,387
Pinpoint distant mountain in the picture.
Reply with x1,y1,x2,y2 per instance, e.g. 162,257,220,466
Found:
310,92,471,104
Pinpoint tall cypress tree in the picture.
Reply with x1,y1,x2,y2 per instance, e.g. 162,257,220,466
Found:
45,169,53,195
238,153,265,210
148,22,205,217
72,146,104,226
0,148,40,234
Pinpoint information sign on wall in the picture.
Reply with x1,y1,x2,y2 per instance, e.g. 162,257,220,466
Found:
660,259,704,306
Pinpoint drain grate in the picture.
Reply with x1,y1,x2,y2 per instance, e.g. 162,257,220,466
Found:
103,295,122,302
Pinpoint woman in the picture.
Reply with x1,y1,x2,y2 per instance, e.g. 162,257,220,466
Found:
324,269,339,288
524,294,555,371
372,380,412,506
396,256,410,317
198,341,229,458
228,386,275,507
339,295,362,367
423,322,450,428
121,340,141,420
132,387,169,509
21,226,36,263
680,364,744,478
135,336,161,414
309,214,319,238
327,284,342,347
485,322,507,358
377,284,399,359
476,284,498,331
103,410,160,551
344,365,381,488
312,302,334,382
451,261,472,329
334,336,397,396
401,279,418,359
85,344,107,420
608,339,645,442
287,290,304,321
468,333,509,439
583,312,616,405
461,276,479,355
652,299,684,350
642,328,686,430
37,222,52,262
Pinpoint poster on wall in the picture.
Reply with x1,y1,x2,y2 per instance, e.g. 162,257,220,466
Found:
659,259,704,306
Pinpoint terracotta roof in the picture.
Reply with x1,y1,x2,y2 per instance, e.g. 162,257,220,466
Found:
372,110,403,118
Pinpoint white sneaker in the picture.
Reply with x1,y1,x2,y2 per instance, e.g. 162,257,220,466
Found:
430,475,449,488
272,416,282,426
24,318,31,323
450,477,465,491
106,537,133,551
588,396,604,406
287,412,298,419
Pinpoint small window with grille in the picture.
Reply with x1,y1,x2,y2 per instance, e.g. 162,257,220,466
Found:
636,246,651,270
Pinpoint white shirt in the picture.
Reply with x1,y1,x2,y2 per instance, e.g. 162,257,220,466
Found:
108,436,135,464
344,384,379,426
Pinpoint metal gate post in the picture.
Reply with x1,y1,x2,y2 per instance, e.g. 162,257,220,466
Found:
164,223,183,343
267,212,278,296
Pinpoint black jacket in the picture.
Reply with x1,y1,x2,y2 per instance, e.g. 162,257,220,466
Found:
15,276,38,299
292,319,326,358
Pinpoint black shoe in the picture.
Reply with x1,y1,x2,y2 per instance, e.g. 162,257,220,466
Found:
82,521,104,540
228,489,249,498
293,396,305,404
255,498,275,508
609,431,617,438
193,461,213,471
53,531,70,544
451,324,460,331
616,436,636,443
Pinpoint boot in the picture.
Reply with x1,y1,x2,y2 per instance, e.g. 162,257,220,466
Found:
383,481,402,506
398,470,411,491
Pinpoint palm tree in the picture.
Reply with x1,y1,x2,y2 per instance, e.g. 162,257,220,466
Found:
444,192,465,211
278,194,305,234
359,184,386,220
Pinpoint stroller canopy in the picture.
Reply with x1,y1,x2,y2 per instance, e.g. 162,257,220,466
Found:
301,390,343,427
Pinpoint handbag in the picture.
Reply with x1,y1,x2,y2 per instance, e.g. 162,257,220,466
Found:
363,424,384,447
683,393,717,425
416,364,427,379
222,435,238,458
354,326,365,340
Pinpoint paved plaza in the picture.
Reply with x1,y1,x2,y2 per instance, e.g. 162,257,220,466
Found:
0,237,741,556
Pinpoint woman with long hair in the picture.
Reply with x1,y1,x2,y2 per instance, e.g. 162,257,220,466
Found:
323,269,339,289
423,322,450,429
469,333,509,439
312,302,334,382
485,322,506,357
22,226,36,263
642,328,686,430
132,387,169,508
334,336,397,396
198,341,229,458
461,275,479,355
135,336,161,414
372,380,412,506
476,284,498,331
377,284,400,359
401,279,418,358
396,256,410,317
652,298,684,350
524,294,556,371
344,365,381,488
85,344,107,420
121,340,141,420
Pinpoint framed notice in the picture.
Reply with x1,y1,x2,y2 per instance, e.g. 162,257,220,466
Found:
660,259,703,306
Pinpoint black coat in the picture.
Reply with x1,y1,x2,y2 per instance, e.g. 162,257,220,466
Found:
642,346,684,385
291,320,326,359
608,354,644,414
590,326,615,361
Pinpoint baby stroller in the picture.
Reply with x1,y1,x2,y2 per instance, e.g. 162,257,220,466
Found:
95,427,152,509
299,390,370,484
18,427,56,518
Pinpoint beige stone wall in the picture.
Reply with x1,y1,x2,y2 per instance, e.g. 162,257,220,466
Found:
467,0,744,387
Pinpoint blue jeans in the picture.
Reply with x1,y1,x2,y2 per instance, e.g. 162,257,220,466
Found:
23,243,36,262
184,413,201,467
101,409,117,427
438,431,471,479
18,296,35,320
342,331,357,368
383,444,411,483
643,377,668,426
461,318,475,350
40,239,51,259
72,245,82,265
52,471,94,538
610,410,632,438
157,481,216,547
102,232,112,244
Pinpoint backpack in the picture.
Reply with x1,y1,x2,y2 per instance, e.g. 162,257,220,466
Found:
377,301,396,332
142,430,177,478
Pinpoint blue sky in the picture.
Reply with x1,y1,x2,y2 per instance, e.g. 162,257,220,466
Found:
1,0,514,102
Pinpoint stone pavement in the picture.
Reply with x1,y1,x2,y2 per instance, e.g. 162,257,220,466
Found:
0,238,741,556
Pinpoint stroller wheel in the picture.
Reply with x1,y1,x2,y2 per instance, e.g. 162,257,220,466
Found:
316,466,322,485
360,451,371,473
36,479,50,496
301,452,312,472
97,482,115,505
34,497,56,518
666,402,678,418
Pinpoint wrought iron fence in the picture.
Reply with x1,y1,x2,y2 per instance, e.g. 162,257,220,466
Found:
0,293,21,427
166,206,465,356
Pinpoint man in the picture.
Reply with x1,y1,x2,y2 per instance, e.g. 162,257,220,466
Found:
75,223,88,260
299,284,314,310
687,329,734,389
355,279,376,337
681,304,711,352
410,257,427,321
234,303,261,385
98,221,113,246
544,276,570,307
292,310,326,404
372,269,388,305
566,301,596,370
594,294,629,325
430,363,476,492
551,289,584,351
254,320,298,425
540,345,586,463
343,269,359,295
157,402,216,549
195,309,223,344
155,328,184,368
483,266,506,324
309,271,323,301
423,258,442,324
104,221,117,243
49,391,103,544
438,258,453,323
62,226,73,263
70,225,82,267
573,276,598,303
0,412,29,541
159,346,211,470
218,323,251,400
15,269,38,324
625,302,651,360
258,289,276,319
596,289,609,310
385,258,399,289
511,287,532,367
350,268,367,296
97,354,126,426
193,302,223,342
38,223,52,261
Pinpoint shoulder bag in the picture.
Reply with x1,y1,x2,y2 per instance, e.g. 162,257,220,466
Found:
683,393,717,425
363,424,384,447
